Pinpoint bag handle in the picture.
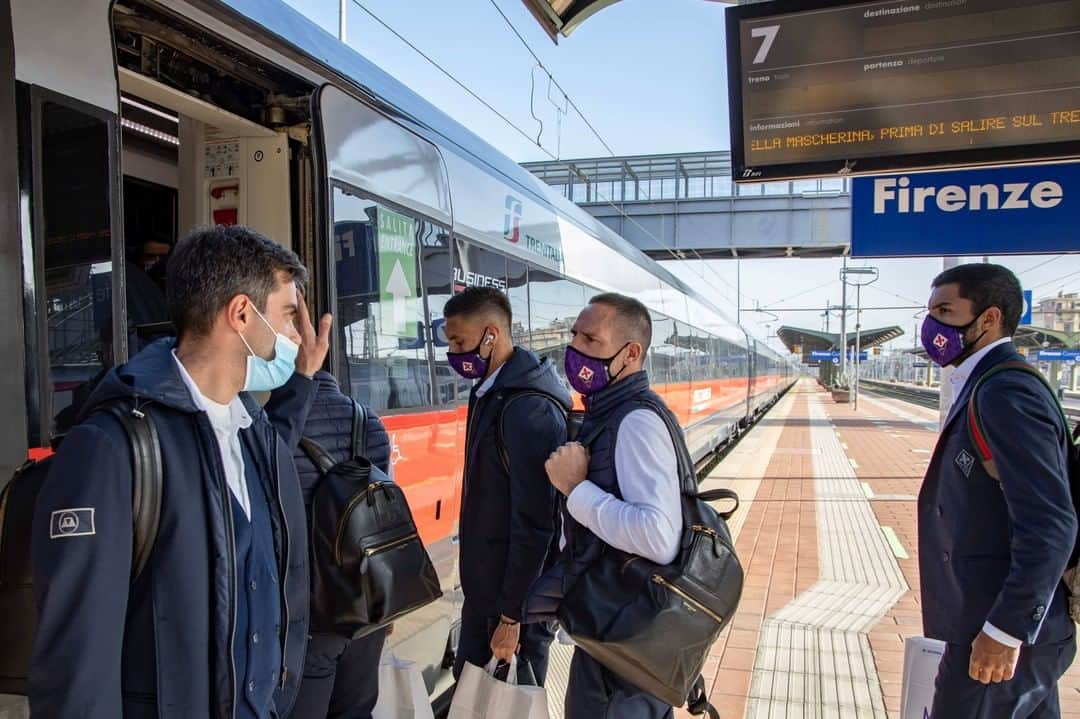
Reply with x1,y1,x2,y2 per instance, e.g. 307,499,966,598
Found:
299,436,337,475
352,401,368,461
968,361,1075,463
686,674,720,719
483,655,518,686
697,487,740,521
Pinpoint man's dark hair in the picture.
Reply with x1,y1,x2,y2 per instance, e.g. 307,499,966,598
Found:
589,292,653,353
167,225,307,338
443,286,512,330
932,263,1023,335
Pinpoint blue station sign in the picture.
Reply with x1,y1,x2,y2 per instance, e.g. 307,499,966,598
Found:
1037,349,1080,362
810,350,869,362
851,162,1080,257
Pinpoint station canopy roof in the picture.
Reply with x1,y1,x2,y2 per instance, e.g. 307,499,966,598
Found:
518,0,622,40
903,325,1079,357
520,0,731,40
777,325,905,361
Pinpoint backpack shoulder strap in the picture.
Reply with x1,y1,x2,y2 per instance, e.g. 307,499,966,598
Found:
495,390,567,473
968,361,1073,463
100,400,162,582
351,402,368,461
299,437,338,475
633,396,699,498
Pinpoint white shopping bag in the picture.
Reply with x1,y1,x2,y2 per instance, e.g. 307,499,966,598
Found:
448,656,550,719
900,636,946,719
372,650,436,719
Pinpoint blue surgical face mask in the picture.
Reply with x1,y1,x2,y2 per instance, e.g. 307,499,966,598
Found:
238,304,299,392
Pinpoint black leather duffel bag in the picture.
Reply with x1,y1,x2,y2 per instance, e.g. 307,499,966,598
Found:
551,398,744,713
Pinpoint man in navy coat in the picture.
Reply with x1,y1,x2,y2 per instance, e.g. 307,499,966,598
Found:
918,263,1076,718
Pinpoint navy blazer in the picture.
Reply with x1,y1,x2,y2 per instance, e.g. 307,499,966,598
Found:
918,342,1076,646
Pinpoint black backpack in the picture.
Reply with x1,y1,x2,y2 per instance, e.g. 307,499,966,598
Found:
301,404,442,638
553,397,742,718
493,389,581,472
0,401,162,694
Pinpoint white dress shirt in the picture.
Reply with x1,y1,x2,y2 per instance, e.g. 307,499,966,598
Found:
172,352,254,519
566,409,682,565
939,337,1013,422
937,338,1026,648
474,365,504,399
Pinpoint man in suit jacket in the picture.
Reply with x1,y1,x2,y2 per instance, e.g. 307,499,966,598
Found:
918,263,1076,718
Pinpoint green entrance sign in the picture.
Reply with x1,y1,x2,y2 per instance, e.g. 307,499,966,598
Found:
377,208,418,339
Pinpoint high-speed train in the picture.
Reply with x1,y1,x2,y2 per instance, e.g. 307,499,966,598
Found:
0,0,795,701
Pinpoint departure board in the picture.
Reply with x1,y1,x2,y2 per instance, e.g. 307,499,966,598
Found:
726,0,1080,181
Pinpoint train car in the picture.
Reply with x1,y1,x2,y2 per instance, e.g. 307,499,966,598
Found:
0,0,795,704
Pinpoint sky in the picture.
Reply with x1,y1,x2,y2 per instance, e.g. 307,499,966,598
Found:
286,0,1080,350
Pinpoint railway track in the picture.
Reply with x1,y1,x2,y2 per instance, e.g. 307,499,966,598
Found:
860,380,1080,426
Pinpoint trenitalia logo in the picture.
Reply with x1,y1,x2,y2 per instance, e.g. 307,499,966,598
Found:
504,195,522,243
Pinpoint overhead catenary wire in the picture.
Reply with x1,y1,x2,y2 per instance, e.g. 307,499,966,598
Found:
347,0,759,316
483,0,764,311
349,0,559,161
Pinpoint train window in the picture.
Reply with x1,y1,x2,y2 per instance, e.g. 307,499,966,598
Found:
38,102,115,435
527,268,585,371
419,223,453,405
507,259,530,349
333,186,438,413
649,313,675,387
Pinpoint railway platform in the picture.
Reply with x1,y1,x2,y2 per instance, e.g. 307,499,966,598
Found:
541,378,1080,718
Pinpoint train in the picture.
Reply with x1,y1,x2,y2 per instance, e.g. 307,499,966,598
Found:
0,0,796,703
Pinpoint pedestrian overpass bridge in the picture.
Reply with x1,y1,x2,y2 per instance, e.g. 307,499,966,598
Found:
522,151,851,259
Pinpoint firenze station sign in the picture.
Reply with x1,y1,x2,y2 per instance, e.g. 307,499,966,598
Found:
726,0,1080,181
851,162,1080,256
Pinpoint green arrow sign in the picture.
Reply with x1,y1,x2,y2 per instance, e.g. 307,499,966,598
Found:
377,208,418,339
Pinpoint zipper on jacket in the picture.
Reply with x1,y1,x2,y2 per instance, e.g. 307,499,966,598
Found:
651,574,724,625
266,425,290,692
202,418,239,719
363,532,417,557
0,481,10,567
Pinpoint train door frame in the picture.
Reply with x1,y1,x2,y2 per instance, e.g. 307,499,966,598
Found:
23,85,126,448
0,0,28,482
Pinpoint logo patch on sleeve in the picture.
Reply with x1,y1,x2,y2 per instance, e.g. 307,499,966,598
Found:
49,508,96,538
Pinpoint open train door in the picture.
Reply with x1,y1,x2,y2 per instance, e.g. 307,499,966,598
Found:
0,0,28,486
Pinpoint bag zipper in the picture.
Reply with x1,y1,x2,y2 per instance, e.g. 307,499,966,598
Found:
333,482,388,566
651,574,724,625
363,532,418,557
266,425,290,692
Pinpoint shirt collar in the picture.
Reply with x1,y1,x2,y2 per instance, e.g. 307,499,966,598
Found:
949,337,1013,389
475,364,505,398
171,351,252,432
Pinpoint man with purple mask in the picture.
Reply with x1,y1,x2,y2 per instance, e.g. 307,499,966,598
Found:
544,292,682,719
443,286,570,685
918,263,1076,719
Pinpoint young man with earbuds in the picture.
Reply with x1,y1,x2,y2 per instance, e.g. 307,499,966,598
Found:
443,286,570,685
30,225,332,719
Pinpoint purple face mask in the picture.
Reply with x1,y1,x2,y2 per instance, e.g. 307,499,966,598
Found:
921,313,984,367
564,343,629,396
447,329,493,380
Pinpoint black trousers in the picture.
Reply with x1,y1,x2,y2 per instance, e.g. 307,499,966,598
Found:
931,635,1076,719
564,647,673,719
289,628,387,719
451,601,555,686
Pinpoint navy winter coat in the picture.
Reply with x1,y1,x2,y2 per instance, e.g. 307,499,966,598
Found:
29,339,314,718
459,348,571,621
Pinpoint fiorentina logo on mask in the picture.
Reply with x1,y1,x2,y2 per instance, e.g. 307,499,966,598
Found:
577,366,595,384
462,361,474,374
933,333,948,350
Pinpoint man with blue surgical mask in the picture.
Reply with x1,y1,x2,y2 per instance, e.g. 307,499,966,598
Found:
30,225,332,719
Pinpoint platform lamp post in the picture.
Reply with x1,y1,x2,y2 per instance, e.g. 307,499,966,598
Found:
840,266,879,411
